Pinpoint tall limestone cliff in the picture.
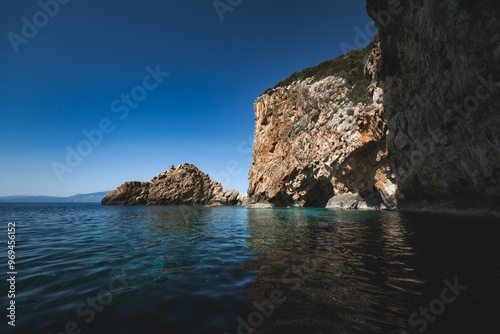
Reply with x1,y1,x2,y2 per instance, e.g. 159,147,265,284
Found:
367,0,500,211
248,41,398,209
248,0,500,212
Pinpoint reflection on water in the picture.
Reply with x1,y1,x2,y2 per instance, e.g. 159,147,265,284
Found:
0,204,257,334
1,204,499,334
240,209,500,333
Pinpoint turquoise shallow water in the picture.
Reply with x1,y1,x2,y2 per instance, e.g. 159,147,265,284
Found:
0,203,499,333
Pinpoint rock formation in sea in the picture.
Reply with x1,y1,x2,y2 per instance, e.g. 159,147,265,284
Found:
101,163,246,206
248,0,500,212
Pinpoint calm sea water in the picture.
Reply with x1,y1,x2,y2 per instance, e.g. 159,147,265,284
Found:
1,203,499,334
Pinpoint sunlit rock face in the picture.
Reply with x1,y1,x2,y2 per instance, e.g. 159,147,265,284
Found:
249,1,500,212
248,42,398,209
367,0,500,211
102,164,243,206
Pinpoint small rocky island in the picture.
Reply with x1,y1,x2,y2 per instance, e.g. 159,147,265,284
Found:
101,164,246,206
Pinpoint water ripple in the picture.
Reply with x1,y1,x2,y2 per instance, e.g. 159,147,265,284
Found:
1,204,500,333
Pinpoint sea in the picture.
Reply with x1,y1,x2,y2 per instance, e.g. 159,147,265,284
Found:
0,203,499,334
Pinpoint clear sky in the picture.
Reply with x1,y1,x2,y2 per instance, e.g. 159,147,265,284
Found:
0,0,374,196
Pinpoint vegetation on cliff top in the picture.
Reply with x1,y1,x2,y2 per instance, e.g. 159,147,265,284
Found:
263,40,374,104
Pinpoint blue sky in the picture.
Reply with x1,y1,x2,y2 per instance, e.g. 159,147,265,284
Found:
0,0,374,196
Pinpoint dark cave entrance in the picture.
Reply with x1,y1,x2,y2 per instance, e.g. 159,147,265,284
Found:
303,177,334,207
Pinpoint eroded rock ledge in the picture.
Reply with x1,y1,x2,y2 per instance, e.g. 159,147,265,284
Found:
101,163,247,206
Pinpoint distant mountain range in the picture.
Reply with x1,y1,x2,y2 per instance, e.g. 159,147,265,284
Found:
0,191,108,203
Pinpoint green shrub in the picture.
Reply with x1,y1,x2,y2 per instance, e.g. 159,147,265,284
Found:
264,40,375,104
262,87,274,95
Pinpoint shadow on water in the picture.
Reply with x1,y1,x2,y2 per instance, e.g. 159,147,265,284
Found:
241,208,500,333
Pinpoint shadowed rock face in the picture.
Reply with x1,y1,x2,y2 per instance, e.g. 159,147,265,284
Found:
101,164,246,206
367,0,500,211
248,0,500,212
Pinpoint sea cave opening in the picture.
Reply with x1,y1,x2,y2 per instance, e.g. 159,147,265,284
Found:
303,177,334,207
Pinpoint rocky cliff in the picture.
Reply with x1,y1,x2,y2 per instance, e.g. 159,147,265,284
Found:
366,0,500,212
248,0,500,212
102,164,246,206
248,42,398,209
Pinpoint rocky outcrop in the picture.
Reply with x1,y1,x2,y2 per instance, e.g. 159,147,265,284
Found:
366,0,500,211
248,42,398,209
248,0,500,212
101,164,244,206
